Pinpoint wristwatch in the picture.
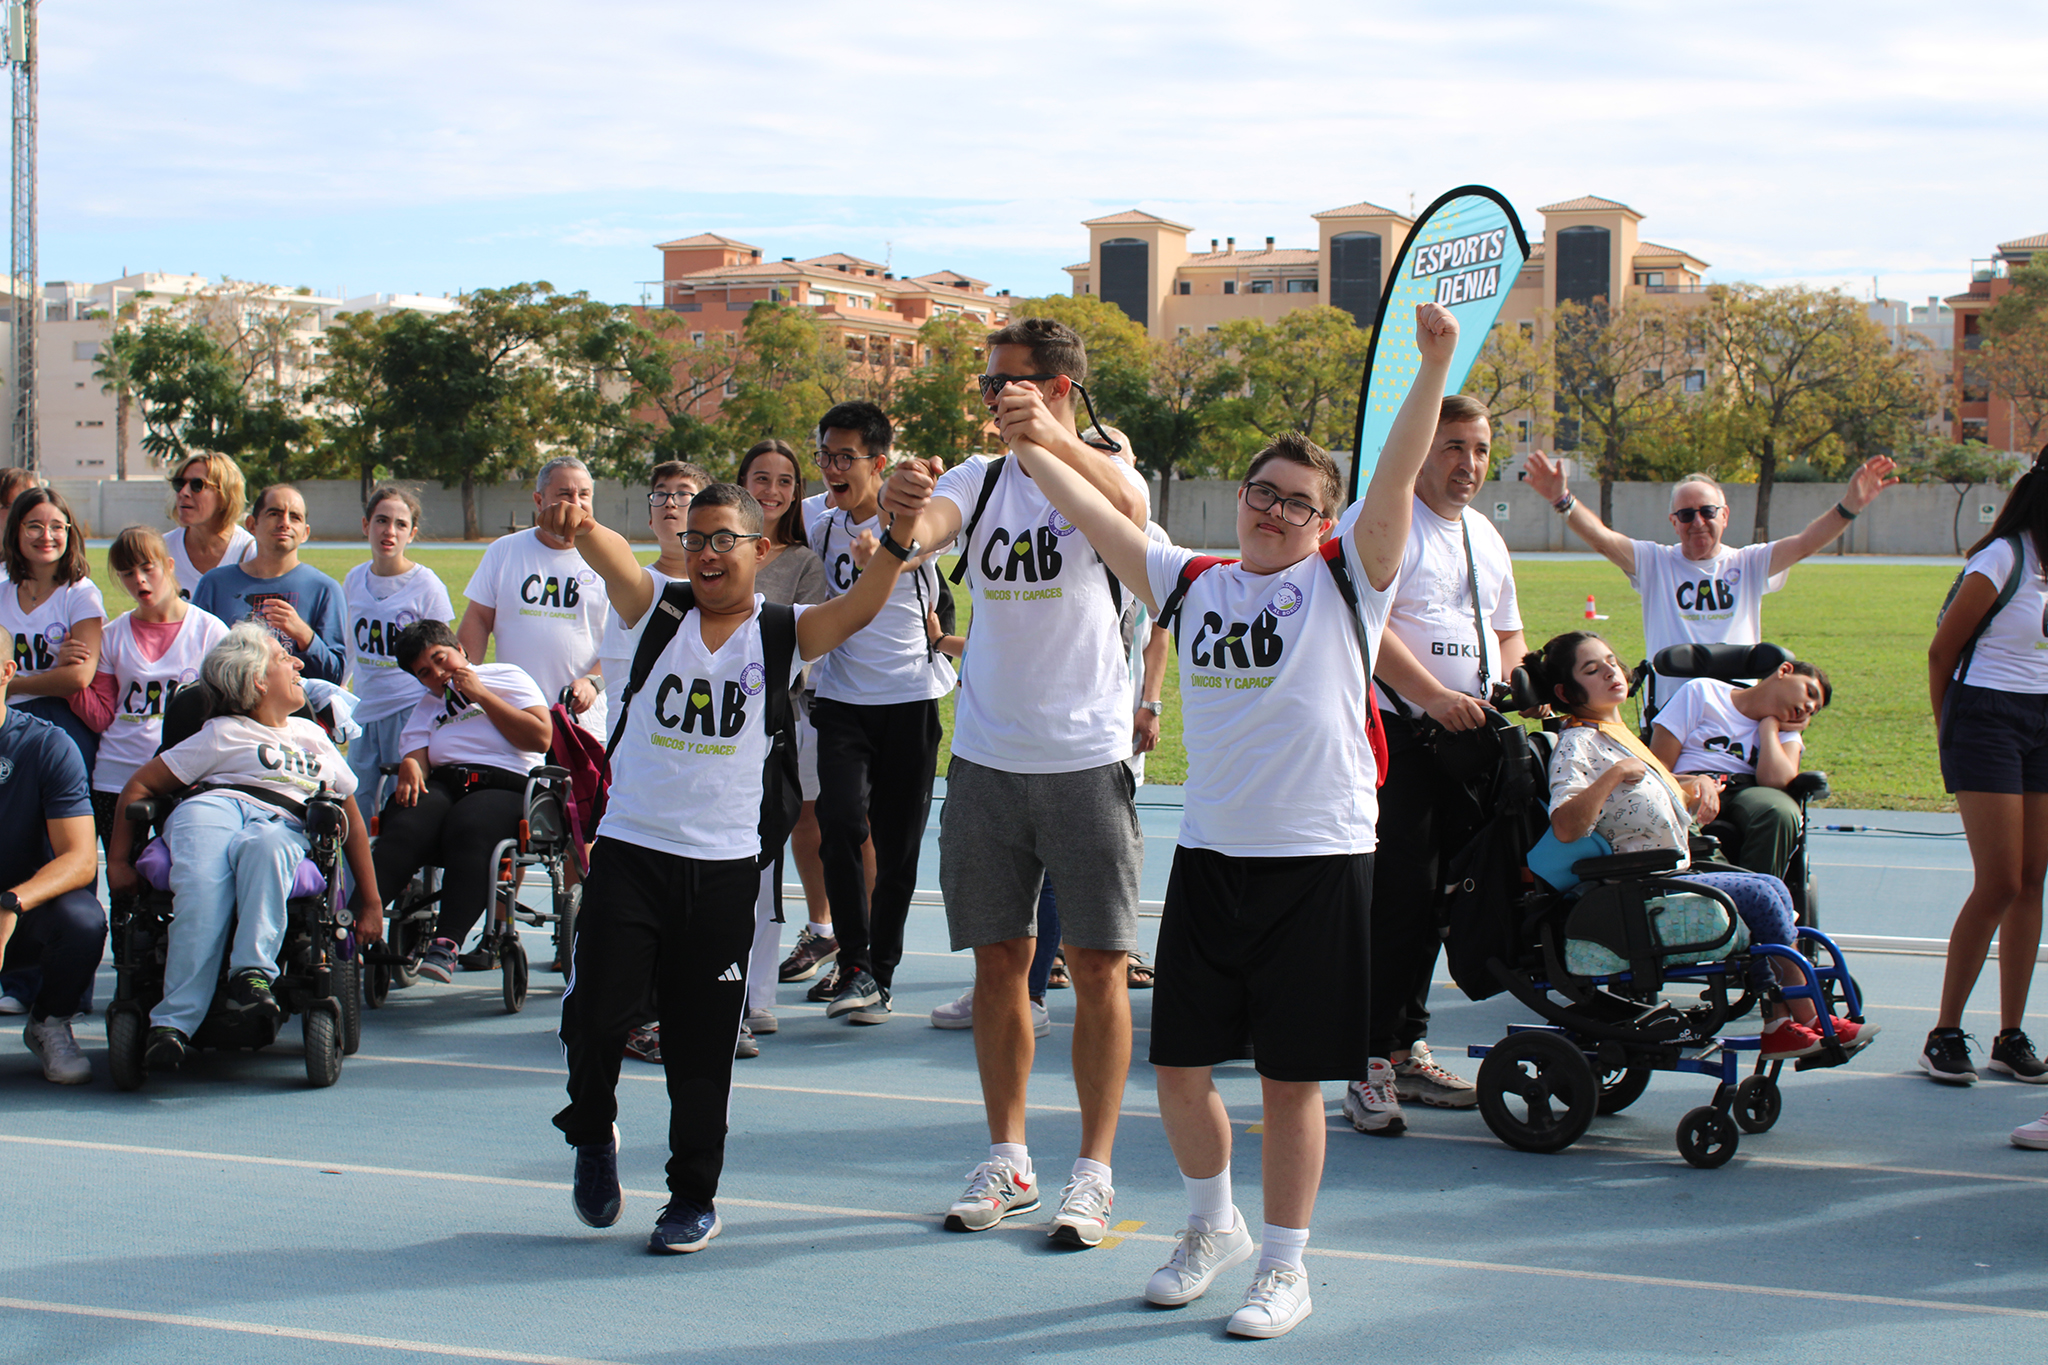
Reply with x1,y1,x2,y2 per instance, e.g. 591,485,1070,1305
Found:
878,526,921,562
1139,700,1163,715
0,891,20,915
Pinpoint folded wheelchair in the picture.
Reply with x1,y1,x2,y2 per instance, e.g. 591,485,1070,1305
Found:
1443,656,1870,1169
104,688,363,1091
361,764,580,1015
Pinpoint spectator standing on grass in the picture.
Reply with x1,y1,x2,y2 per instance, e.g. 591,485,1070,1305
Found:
342,486,454,817
193,484,347,685
1522,453,1899,722
1925,448,2048,1094
458,457,610,736
162,455,255,599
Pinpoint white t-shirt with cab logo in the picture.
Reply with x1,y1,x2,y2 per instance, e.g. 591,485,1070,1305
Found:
599,596,811,862
344,562,455,723
936,454,1150,774
1654,676,1804,776
1629,539,1787,714
0,578,105,681
463,529,609,736
807,506,954,706
160,713,357,817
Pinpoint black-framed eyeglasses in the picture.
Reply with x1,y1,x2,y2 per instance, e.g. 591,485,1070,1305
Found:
1671,505,1723,524
1242,481,1321,528
680,530,765,553
648,489,695,507
171,477,212,495
815,450,879,473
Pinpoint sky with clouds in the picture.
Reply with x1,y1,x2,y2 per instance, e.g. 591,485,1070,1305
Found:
35,0,2048,309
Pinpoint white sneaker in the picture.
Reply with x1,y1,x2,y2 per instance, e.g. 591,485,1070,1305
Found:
1342,1059,1406,1136
0,993,27,1015
931,987,975,1030
1048,1169,1114,1247
2013,1112,2048,1150
1144,1208,1254,1306
25,1017,90,1085
1394,1040,1478,1109
927,987,1052,1039
943,1158,1040,1232
1226,1265,1313,1338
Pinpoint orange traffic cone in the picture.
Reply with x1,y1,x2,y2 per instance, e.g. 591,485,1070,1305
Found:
1584,595,1596,620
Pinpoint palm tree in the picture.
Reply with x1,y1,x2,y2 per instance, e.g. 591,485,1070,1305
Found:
93,327,141,480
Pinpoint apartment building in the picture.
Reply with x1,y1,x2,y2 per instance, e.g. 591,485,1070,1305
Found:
1948,231,2047,449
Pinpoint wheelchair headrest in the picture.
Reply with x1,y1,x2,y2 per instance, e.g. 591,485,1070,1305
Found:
1508,665,1546,712
1652,642,1794,682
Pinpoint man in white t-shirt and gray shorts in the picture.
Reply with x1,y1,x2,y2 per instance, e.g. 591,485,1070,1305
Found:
1339,393,1525,1136
1523,453,1899,722
881,316,1149,1251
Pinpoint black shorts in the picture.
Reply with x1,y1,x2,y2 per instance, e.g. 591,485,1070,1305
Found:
1148,845,1372,1083
1941,681,2048,795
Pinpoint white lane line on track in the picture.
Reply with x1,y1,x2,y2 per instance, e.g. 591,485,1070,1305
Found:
0,1295,627,1364
346,1054,1168,1117
5,1135,2046,1327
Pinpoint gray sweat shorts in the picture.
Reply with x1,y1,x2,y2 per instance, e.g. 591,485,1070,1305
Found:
938,755,1143,953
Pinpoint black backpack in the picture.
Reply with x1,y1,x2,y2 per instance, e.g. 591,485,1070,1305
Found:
605,581,801,871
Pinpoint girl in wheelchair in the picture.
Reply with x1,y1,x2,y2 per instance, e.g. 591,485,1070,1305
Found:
1525,631,1872,1060
371,619,552,984
106,623,383,1069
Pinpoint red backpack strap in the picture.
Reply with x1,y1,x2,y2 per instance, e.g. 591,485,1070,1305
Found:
1318,538,1389,788
1156,554,1237,638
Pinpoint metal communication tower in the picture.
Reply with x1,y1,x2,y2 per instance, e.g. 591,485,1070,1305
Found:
7,1,34,473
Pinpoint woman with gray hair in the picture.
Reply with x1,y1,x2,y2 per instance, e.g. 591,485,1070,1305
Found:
105,622,382,1071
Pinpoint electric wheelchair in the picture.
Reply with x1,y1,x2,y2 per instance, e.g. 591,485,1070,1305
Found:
103,686,363,1090
1443,650,1870,1169
361,763,579,1015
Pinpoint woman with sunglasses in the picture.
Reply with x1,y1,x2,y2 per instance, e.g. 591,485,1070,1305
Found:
735,439,829,1045
0,489,105,772
163,456,255,600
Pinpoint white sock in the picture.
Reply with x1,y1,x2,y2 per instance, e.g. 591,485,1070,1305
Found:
1071,1156,1111,1186
991,1142,1031,1177
1259,1223,1309,1274
1182,1169,1233,1234
808,921,832,938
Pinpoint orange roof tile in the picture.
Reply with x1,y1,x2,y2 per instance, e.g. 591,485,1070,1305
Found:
1633,241,1710,267
1999,231,2048,252
801,252,888,272
1082,209,1195,231
655,231,759,250
1311,199,1406,220
910,269,990,289
1538,195,1642,217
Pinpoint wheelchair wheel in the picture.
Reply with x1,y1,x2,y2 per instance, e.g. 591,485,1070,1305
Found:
502,937,529,1014
365,961,389,1009
1476,1031,1597,1154
337,956,363,1056
1595,1064,1654,1116
107,1008,146,1092
552,882,580,974
303,1005,342,1088
1676,1105,1739,1167
1733,1075,1781,1134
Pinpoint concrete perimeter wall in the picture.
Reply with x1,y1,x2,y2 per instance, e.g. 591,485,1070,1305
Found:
45,473,2008,557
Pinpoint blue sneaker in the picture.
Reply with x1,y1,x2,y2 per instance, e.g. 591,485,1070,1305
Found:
572,1123,621,1228
648,1199,721,1253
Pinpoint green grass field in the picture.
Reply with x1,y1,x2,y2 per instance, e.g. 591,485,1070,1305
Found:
99,546,1954,810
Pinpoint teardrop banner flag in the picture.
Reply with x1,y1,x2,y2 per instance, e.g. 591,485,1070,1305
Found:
1345,185,1530,501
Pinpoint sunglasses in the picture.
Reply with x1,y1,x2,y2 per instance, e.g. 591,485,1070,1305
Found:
979,374,1125,454
1671,505,1723,524
171,477,213,495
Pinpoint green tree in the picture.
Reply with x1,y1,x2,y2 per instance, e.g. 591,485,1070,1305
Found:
1550,298,1695,524
555,304,735,476
1900,436,2023,553
1980,259,2048,452
1007,293,1153,431
92,327,142,481
1117,331,1242,525
894,313,990,460
309,308,393,501
1707,283,1931,542
1464,315,1553,474
714,303,845,465
127,321,252,467
1215,306,1371,452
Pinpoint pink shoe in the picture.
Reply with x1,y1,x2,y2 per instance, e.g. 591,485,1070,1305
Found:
1760,1016,1823,1061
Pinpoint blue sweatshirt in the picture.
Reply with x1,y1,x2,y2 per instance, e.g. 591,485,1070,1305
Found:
193,561,349,684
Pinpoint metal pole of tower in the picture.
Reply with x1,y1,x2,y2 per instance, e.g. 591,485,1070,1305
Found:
9,0,35,473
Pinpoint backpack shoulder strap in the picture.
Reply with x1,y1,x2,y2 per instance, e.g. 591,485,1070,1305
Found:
1156,554,1237,638
948,456,1008,586
1321,538,1390,789
754,602,800,870
1959,533,2028,685
604,579,695,762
